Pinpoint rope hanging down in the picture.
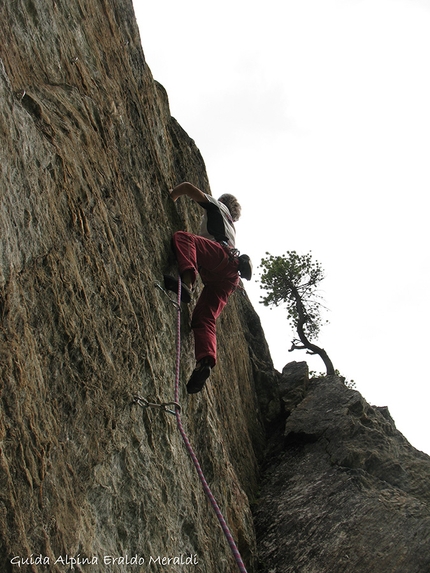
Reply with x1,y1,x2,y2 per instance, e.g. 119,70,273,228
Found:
173,280,249,573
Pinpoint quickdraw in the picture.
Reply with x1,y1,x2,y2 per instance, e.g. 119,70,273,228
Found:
133,395,181,416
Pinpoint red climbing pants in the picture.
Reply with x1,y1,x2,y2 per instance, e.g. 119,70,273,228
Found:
172,231,240,367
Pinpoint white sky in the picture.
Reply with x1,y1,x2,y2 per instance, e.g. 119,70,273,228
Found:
133,0,430,455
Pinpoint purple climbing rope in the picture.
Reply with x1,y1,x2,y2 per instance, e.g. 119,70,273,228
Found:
173,280,248,573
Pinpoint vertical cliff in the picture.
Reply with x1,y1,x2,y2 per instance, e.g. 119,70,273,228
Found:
0,1,270,571
2,2,430,573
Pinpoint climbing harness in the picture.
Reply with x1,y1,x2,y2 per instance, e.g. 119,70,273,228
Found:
172,280,249,573
136,278,249,572
219,242,253,281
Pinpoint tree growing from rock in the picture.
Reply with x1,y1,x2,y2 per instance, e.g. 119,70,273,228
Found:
259,251,335,375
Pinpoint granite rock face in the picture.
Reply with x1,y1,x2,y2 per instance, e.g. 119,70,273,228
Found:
0,2,267,571
1,2,430,573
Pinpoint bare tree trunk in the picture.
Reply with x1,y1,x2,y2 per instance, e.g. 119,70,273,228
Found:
290,284,335,376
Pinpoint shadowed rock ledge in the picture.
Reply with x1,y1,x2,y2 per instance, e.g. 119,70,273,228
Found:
1,2,429,573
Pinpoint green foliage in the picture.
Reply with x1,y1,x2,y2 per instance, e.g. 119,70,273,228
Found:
310,369,357,390
259,251,327,341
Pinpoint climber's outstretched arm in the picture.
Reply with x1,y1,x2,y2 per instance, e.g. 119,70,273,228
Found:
169,182,209,204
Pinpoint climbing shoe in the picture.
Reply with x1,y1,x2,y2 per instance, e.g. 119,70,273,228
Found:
187,359,212,394
163,275,192,303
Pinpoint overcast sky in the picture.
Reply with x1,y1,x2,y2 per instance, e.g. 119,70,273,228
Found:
133,0,430,455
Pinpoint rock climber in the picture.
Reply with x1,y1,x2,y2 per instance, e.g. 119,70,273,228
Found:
164,181,252,394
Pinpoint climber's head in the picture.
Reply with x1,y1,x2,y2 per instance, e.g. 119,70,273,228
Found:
218,194,241,222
